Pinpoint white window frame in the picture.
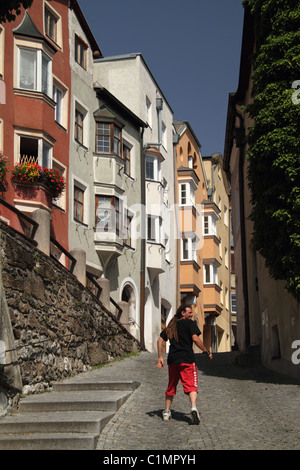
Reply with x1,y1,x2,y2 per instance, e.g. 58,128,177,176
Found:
17,46,52,97
147,214,161,243
204,263,218,285
16,131,53,168
44,1,63,49
145,155,159,181
0,26,4,79
181,237,197,262
53,79,68,129
179,182,195,207
203,214,217,236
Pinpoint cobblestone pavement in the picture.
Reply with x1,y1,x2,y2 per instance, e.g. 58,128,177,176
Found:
84,350,300,451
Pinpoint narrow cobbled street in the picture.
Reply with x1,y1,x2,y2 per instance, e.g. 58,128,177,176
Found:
92,350,300,451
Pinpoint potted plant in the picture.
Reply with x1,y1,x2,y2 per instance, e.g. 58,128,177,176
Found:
40,167,66,200
0,151,9,192
11,163,66,207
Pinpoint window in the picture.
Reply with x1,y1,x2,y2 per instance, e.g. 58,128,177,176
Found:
75,109,83,144
203,214,217,236
231,293,237,314
52,159,66,210
53,84,63,124
123,143,131,176
204,264,218,285
74,185,84,223
45,7,57,43
181,237,197,262
124,210,133,247
146,156,154,180
113,125,121,156
162,121,167,149
179,183,195,206
18,47,52,96
146,96,152,127
0,26,4,79
147,215,160,243
145,155,159,181
95,122,122,157
18,135,52,168
44,3,62,48
96,123,110,153
224,205,228,226
95,195,122,235
74,100,88,147
75,35,87,69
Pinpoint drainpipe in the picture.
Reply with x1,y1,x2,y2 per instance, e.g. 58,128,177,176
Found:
173,132,180,308
140,126,146,349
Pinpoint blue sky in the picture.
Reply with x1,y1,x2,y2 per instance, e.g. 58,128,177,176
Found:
79,0,245,156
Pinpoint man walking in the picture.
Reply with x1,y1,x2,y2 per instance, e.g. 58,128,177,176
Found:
157,305,212,425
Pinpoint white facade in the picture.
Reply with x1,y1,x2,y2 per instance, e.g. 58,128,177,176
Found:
94,54,177,352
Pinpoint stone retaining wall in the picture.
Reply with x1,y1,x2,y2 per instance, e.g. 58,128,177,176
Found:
0,222,142,399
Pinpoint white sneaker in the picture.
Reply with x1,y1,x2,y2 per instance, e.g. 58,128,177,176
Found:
190,408,200,425
162,410,171,421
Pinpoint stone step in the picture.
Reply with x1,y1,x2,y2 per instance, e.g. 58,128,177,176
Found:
0,380,139,450
19,390,132,413
0,410,113,434
0,432,100,450
53,380,140,392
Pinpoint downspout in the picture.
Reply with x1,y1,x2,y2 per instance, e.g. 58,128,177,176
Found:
173,133,180,308
140,126,146,349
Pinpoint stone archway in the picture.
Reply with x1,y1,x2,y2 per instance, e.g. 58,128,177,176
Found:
120,279,139,340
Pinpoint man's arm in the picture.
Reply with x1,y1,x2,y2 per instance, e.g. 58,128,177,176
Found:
192,334,213,359
157,336,164,368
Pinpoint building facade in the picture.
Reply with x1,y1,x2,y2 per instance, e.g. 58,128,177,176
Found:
224,8,300,380
94,54,177,352
0,1,71,253
202,153,232,352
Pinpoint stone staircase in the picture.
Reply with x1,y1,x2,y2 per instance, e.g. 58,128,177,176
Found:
0,378,140,450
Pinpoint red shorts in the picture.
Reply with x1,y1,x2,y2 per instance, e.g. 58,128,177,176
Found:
165,363,198,396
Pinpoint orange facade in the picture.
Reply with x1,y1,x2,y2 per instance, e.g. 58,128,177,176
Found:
175,121,222,350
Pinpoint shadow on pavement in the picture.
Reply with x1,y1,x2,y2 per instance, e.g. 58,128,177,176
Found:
146,408,191,424
195,351,300,386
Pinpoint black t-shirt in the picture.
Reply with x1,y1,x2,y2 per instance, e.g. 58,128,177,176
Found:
160,319,201,364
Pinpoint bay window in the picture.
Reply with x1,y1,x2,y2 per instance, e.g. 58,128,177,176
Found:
204,264,218,285
203,214,217,236
181,237,197,262
18,134,52,168
95,195,122,236
147,215,161,243
18,47,52,96
179,183,195,206
95,122,122,157
145,155,159,181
